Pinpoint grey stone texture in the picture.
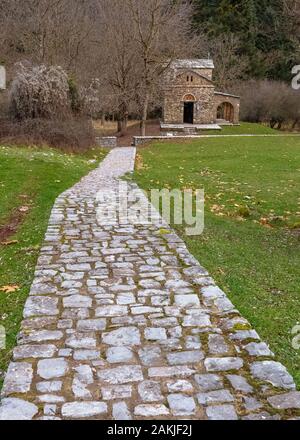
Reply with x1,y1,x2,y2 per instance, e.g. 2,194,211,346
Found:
0,398,38,420
0,148,299,420
113,402,132,420
167,394,196,416
267,392,300,410
206,404,238,420
250,361,295,390
62,402,107,419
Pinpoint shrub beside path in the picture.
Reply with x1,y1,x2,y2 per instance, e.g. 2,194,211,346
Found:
0,147,300,420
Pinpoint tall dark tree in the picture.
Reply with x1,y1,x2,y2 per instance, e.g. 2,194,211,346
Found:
192,0,299,81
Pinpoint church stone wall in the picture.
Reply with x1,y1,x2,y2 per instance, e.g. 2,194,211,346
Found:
164,85,216,124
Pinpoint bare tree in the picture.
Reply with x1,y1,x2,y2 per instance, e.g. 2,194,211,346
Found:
126,0,198,135
204,34,249,90
0,1,98,79
92,0,141,135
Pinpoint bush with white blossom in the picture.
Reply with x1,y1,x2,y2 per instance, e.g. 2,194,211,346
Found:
10,63,71,120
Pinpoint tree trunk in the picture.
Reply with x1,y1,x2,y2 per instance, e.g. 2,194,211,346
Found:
117,119,122,133
117,116,128,135
122,116,128,134
120,104,128,135
119,118,127,136
140,91,150,136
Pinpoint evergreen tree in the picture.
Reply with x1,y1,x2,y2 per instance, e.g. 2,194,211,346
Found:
192,0,299,81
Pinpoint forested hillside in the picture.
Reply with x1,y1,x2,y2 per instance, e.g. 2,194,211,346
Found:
193,0,300,81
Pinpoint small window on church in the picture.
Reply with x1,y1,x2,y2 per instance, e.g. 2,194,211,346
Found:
191,76,194,82
187,75,189,82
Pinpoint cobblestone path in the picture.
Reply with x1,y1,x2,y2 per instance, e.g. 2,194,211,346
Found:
1,147,300,420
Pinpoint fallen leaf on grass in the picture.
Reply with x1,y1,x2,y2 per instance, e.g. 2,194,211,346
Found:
259,217,273,228
259,217,268,225
0,285,20,293
19,245,40,253
19,206,29,213
0,240,19,246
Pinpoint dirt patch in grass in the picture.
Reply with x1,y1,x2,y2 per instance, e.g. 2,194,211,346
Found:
0,207,29,243
290,228,300,237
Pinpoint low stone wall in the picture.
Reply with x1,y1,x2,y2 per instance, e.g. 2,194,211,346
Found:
96,137,117,148
133,135,206,146
134,134,289,147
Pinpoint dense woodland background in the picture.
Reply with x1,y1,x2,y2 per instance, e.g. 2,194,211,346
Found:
0,0,300,146
193,0,300,82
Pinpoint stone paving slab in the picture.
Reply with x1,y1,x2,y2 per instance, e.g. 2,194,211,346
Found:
1,147,300,420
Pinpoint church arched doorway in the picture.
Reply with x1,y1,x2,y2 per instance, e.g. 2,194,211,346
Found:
217,102,234,123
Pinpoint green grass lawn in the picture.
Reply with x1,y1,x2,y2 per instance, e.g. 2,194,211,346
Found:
201,122,288,135
133,135,300,386
0,145,107,385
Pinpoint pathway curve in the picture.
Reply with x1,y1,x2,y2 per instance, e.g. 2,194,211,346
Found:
1,147,300,420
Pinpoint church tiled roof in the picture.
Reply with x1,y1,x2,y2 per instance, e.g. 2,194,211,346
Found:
170,59,214,69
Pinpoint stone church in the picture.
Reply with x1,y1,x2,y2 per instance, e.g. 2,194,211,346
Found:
161,59,240,131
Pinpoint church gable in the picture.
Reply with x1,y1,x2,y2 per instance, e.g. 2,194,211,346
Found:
174,70,213,87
